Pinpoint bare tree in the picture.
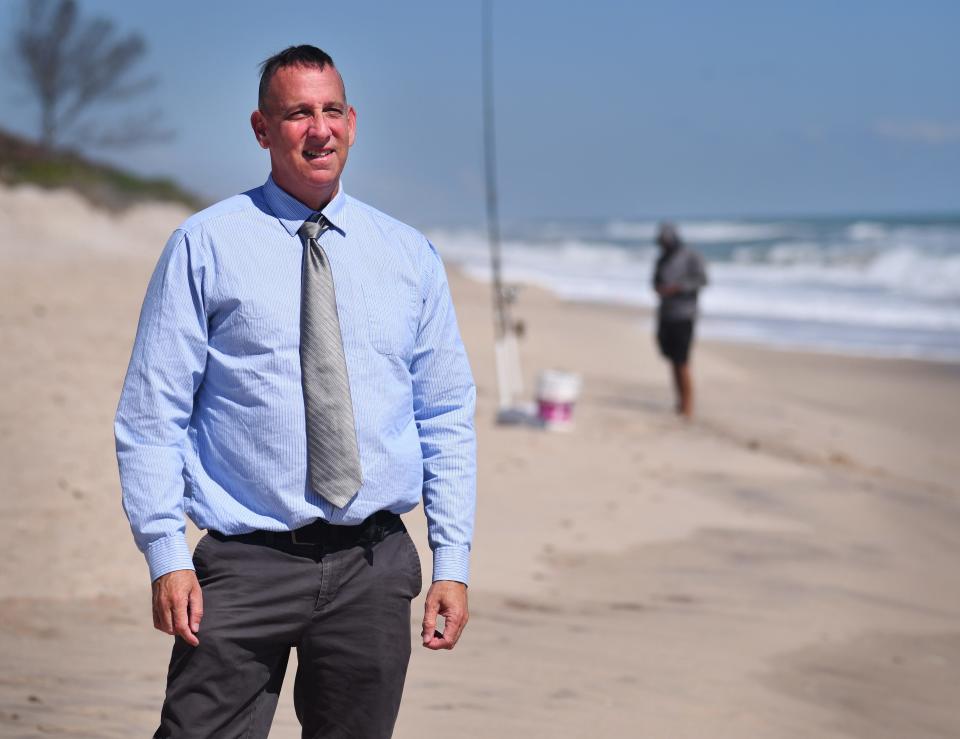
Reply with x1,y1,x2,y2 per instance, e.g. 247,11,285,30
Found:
11,0,172,151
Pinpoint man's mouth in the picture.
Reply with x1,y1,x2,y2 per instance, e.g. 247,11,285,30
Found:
303,148,333,160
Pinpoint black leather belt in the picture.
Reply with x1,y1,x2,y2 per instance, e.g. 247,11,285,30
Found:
209,510,401,554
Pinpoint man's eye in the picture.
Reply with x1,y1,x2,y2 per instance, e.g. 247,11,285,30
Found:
325,108,344,117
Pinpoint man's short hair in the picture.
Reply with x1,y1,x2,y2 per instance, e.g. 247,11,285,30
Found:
258,45,342,111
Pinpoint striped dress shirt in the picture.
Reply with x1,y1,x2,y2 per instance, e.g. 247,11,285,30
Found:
115,176,477,584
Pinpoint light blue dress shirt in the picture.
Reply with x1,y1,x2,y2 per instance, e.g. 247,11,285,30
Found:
115,176,477,584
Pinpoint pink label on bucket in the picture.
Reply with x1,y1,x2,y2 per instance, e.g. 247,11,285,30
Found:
538,400,573,423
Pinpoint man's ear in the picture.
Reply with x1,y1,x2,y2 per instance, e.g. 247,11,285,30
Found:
251,110,269,150
346,105,357,147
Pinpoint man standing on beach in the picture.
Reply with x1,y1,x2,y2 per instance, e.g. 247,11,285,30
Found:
652,222,708,418
115,45,476,738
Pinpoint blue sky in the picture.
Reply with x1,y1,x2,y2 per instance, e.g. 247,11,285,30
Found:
1,0,958,225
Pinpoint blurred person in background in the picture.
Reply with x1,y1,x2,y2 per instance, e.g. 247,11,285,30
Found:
652,222,708,418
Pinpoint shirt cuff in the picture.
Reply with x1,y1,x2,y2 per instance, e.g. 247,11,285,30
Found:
432,545,470,585
145,534,196,582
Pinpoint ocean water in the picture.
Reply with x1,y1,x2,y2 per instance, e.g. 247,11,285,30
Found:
427,214,960,362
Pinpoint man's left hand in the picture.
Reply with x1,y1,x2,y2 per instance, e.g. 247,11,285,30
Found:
421,580,468,650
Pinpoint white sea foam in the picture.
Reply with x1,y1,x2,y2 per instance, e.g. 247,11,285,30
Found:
605,219,788,243
846,221,890,241
674,221,790,243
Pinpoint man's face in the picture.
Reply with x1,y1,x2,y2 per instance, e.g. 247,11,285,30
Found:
251,64,356,209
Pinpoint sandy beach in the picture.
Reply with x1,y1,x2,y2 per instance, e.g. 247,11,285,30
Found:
2,183,959,738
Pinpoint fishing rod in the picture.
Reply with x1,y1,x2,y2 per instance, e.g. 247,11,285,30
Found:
481,0,525,420
482,0,507,342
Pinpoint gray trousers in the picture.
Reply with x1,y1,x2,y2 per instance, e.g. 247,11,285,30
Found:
154,517,423,739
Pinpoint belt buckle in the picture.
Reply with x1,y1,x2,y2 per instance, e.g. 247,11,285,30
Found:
290,522,326,547
290,528,310,546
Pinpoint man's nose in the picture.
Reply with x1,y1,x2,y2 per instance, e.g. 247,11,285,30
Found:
308,113,331,138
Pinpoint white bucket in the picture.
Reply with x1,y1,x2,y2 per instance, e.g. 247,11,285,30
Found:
535,370,582,430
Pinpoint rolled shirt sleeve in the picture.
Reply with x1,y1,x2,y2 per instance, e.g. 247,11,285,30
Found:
115,229,208,582
409,243,477,584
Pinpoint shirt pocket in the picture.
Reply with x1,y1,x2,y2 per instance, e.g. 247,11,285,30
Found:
361,275,419,358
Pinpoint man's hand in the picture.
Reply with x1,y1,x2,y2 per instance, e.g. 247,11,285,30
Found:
421,580,468,651
152,569,203,647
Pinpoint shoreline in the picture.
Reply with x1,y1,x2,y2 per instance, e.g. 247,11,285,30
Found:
564,289,960,370
455,265,960,367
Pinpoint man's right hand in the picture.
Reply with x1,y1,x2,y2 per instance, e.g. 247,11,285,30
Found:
152,569,204,647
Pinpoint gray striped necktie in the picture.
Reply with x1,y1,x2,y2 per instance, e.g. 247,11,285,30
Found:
298,214,363,508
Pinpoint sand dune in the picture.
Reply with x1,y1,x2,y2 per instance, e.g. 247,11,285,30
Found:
1,184,958,738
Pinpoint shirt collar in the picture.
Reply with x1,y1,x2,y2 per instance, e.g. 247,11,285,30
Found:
262,175,349,236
